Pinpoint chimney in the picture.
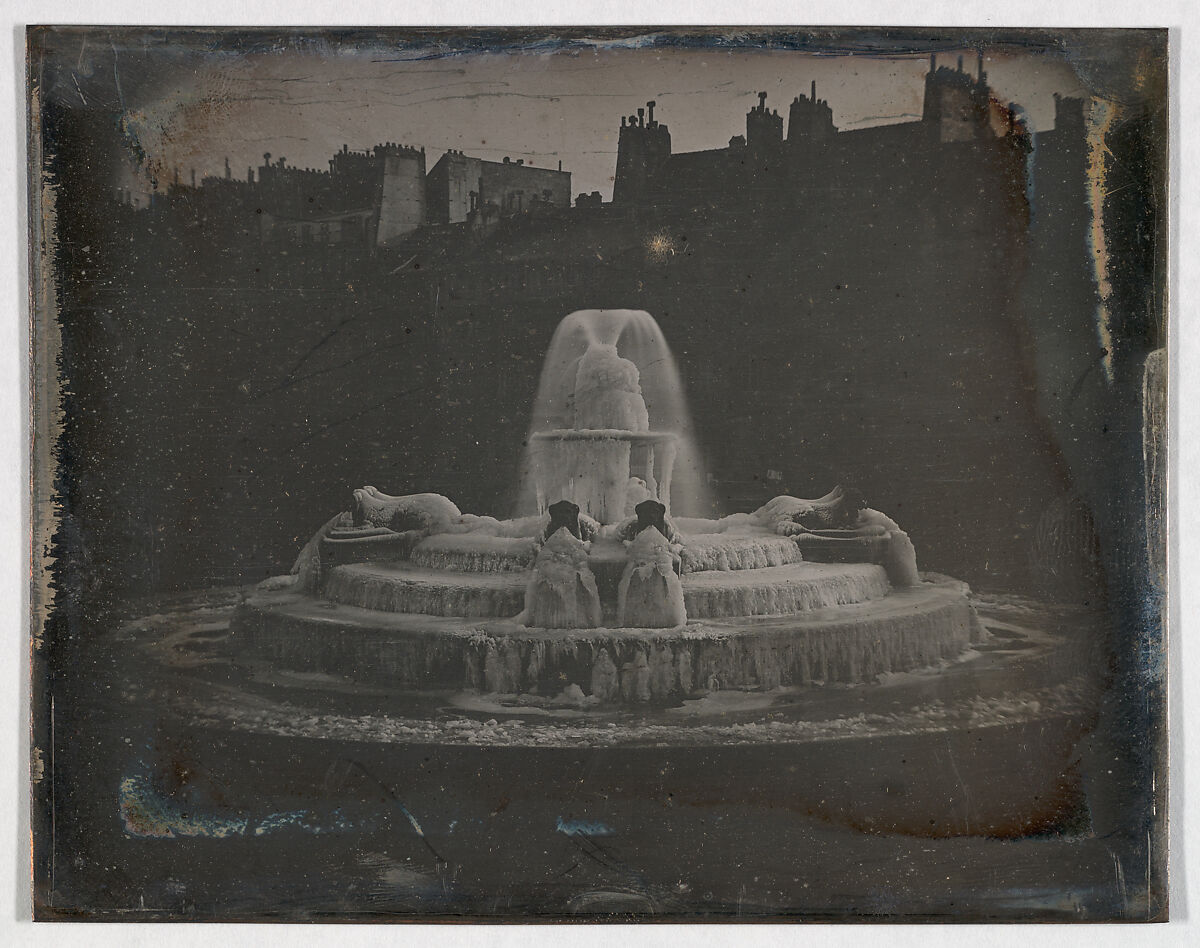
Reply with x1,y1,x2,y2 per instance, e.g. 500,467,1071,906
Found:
558,159,562,171
930,53,937,71
621,115,627,128
977,51,984,81
637,107,644,126
757,91,767,111
247,167,254,184
810,80,816,101
647,100,656,125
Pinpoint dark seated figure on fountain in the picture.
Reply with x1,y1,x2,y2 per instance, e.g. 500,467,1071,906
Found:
519,527,603,629
543,499,600,543
618,500,682,574
617,499,680,543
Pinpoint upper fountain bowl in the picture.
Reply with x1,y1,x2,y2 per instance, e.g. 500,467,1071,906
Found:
517,309,714,520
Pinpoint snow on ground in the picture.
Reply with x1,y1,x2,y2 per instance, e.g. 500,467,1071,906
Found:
169,679,1091,749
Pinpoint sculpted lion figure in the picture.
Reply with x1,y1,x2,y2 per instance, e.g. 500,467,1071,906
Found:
752,485,921,587
351,486,463,534
755,485,867,535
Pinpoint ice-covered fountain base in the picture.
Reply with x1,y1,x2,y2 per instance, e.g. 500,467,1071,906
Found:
231,572,982,703
321,558,892,620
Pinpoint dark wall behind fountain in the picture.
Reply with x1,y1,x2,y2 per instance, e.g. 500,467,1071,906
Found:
38,60,1164,611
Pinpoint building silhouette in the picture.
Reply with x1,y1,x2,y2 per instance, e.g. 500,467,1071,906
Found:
613,54,1040,206
127,55,1091,260
147,141,571,249
426,151,571,224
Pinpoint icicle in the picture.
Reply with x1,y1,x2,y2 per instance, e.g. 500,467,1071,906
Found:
620,650,652,702
590,647,620,700
679,535,803,573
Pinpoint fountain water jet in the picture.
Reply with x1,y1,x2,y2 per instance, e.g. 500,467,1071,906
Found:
515,309,715,520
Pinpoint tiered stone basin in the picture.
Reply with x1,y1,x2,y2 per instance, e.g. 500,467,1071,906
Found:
233,526,983,704
233,574,977,701
323,558,892,620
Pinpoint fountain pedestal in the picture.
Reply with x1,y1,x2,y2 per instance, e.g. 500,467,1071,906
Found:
531,429,678,521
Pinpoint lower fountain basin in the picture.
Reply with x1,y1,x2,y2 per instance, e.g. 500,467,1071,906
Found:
231,573,982,703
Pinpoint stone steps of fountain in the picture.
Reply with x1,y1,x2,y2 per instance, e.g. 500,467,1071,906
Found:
321,559,891,620
679,534,803,573
324,563,528,618
682,562,890,618
410,534,538,573
397,531,803,576
232,574,982,700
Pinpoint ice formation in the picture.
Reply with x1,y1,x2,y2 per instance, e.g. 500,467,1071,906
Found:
517,528,603,629
526,334,676,522
616,528,687,628
290,510,352,593
517,309,712,519
678,534,803,573
237,575,977,699
411,535,537,573
352,487,462,533
323,562,527,617
572,342,650,432
682,563,891,618
860,509,921,587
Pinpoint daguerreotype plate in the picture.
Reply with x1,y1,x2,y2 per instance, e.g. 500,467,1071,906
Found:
28,25,1168,922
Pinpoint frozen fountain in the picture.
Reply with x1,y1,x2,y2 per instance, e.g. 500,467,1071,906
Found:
234,309,983,705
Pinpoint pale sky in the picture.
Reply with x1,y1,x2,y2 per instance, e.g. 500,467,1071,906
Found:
109,39,1090,200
